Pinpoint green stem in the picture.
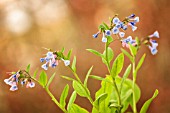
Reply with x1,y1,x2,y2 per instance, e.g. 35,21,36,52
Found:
31,77,67,113
68,66,94,104
105,44,111,73
45,88,67,113
132,58,137,113
113,80,121,113
105,43,121,112
68,65,82,83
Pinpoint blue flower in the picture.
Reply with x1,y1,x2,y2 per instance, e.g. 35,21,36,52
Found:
46,52,54,58
134,17,140,23
10,85,18,91
26,81,35,88
129,24,137,32
112,27,119,34
4,71,19,91
41,63,48,70
93,32,99,38
149,46,158,55
40,58,45,62
62,59,70,66
119,32,125,38
122,25,128,30
112,17,120,25
102,36,107,43
128,14,135,19
105,30,111,36
21,80,26,86
4,72,20,87
149,31,159,38
150,39,158,48
121,36,136,48
130,22,136,26
40,52,57,70
116,24,121,29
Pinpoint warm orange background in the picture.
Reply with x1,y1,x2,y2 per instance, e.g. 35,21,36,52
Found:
0,0,169,113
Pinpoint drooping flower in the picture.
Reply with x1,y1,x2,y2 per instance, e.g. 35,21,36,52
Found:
134,17,140,23
112,27,119,34
121,25,128,30
26,81,35,88
150,39,158,48
10,84,18,91
128,22,137,31
102,36,107,43
61,59,70,66
149,46,158,55
93,32,100,38
4,71,20,91
4,70,36,91
112,17,120,25
105,30,111,36
147,31,160,55
148,31,159,38
119,32,125,38
121,36,136,48
41,63,48,70
128,14,135,19
40,52,58,70
101,33,107,43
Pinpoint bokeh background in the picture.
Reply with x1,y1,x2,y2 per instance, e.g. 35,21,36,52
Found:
0,0,170,113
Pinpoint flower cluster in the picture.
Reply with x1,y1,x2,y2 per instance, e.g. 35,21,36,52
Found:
40,51,70,70
93,14,139,43
40,52,58,70
147,31,160,55
4,71,35,91
92,14,160,55
121,36,136,48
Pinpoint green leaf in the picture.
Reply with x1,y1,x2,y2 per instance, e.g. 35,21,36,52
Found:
93,93,108,109
26,64,31,73
102,47,114,67
107,36,113,44
84,66,93,87
92,76,114,113
98,24,104,31
121,48,133,62
73,81,90,97
60,84,69,108
102,22,110,30
86,49,103,58
125,79,141,107
72,56,77,72
33,69,38,79
119,64,132,93
61,47,65,53
140,89,159,113
61,75,75,81
67,91,77,111
136,54,146,72
89,75,112,84
69,104,89,113
121,89,133,103
67,49,72,59
111,53,124,78
129,44,137,56
89,75,105,81
105,47,114,63
39,71,47,88
135,37,140,46
46,73,56,88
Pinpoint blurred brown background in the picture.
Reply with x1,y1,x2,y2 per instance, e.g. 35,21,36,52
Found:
0,0,170,113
